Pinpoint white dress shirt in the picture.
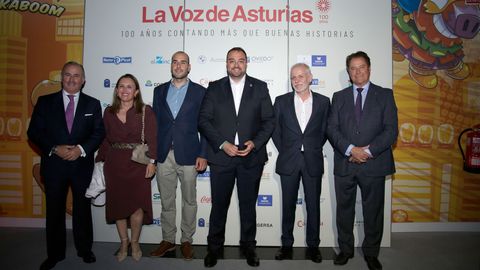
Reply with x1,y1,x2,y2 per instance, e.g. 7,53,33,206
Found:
230,75,246,145
294,90,313,151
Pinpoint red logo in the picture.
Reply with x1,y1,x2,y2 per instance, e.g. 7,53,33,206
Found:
316,0,330,13
200,196,211,203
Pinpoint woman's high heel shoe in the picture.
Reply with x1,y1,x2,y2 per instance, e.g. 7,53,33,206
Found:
131,241,142,261
116,238,129,262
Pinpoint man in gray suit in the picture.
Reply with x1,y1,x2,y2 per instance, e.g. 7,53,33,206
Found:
327,51,398,270
272,63,329,262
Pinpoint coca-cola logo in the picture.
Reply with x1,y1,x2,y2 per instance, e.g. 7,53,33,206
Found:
200,196,212,203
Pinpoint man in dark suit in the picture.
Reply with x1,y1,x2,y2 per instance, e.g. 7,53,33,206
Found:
150,51,207,260
198,47,275,267
327,51,398,270
27,61,105,270
272,63,330,263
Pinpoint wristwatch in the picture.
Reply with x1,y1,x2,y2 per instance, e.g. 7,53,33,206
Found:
149,159,156,164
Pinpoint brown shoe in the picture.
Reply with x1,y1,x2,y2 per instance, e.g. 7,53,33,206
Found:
181,242,194,260
150,241,175,257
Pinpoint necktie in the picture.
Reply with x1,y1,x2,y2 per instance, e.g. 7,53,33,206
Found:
355,88,363,125
65,94,75,133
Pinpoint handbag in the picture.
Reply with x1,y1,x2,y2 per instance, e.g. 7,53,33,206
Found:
131,106,150,165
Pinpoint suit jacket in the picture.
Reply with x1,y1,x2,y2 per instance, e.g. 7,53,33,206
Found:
272,91,330,177
198,75,275,167
27,90,105,179
327,83,398,177
153,80,207,165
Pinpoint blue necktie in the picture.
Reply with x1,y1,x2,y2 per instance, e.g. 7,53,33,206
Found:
355,88,363,125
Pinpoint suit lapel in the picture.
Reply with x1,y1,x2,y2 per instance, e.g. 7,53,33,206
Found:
224,77,238,118
287,92,302,134
362,83,377,121
238,76,254,118
55,91,70,134
71,92,86,134
344,86,357,125
304,92,318,132
161,84,174,120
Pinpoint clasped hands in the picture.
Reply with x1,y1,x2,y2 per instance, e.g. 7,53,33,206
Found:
349,146,372,164
55,145,81,161
222,140,255,157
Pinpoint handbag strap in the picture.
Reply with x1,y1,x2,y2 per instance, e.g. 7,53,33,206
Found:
140,105,145,144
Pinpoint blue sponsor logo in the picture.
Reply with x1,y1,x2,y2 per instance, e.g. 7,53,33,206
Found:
198,218,205,227
296,198,303,205
311,55,327,67
311,78,319,85
145,80,153,87
153,193,160,201
257,195,272,206
153,56,170,64
153,218,161,226
198,171,210,178
102,56,132,65
104,79,110,88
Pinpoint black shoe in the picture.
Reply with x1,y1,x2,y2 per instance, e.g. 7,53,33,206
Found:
306,247,322,263
334,252,353,265
275,247,293,260
39,257,64,270
77,251,96,263
204,251,218,268
365,256,382,270
242,248,260,267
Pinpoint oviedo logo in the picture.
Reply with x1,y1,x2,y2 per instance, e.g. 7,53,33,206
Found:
142,5,313,23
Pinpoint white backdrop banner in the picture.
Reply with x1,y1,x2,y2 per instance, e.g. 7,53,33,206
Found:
84,0,392,247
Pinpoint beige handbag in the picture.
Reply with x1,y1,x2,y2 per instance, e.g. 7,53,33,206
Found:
131,106,150,165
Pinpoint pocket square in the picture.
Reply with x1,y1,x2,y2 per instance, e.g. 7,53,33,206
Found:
84,113,93,116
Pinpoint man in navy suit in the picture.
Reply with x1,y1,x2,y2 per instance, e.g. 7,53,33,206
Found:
150,51,207,260
272,63,330,263
199,47,275,267
28,61,105,270
327,51,398,270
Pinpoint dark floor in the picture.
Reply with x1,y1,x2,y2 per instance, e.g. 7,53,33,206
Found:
1,228,479,270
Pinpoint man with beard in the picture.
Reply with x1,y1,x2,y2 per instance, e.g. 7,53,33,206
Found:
199,47,275,267
150,51,208,260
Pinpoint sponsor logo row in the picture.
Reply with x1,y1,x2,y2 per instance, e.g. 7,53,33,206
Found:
102,55,327,66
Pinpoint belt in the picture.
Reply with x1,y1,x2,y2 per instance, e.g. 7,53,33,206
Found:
111,143,140,149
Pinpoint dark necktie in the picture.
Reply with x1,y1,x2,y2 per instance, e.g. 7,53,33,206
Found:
65,94,75,133
355,88,363,125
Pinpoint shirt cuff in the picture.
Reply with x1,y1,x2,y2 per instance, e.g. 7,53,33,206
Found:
345,144,354,156
49,145,57,157
219,141,227,150
77,145,86,157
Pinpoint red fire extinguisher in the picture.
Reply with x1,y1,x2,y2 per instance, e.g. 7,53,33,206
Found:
458,124,480,174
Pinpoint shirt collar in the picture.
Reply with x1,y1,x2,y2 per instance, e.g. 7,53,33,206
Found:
170,78,190,89
62,90,79,98
229,75,246,86
353,81,370,93
294,90,313,103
